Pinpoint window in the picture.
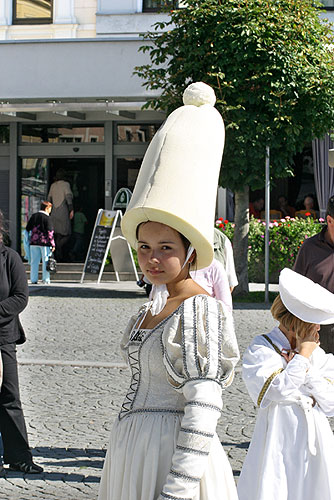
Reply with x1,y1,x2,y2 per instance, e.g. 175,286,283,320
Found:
320,0,334,8
143,0,178,12
117,124,160,143
13,0,53,25
21,125,105,143
0,126,9,144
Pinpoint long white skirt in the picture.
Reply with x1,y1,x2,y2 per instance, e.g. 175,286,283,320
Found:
98,412,238,500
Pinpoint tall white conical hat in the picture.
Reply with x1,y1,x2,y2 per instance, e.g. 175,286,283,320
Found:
121,82,225,269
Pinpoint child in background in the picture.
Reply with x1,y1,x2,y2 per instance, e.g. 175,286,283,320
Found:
237,268,334,500
70,206,87,261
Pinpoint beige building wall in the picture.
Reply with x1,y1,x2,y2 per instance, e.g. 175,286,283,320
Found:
0,0,97,40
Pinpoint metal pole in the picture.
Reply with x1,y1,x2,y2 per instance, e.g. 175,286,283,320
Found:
265,146,270,304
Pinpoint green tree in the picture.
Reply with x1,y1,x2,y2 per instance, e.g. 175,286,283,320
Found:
134,0,334,294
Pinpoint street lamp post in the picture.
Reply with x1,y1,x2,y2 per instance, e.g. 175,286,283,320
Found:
265,146,270,304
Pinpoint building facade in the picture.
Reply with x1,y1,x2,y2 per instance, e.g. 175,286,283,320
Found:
1,1,333,251
0,0,173,251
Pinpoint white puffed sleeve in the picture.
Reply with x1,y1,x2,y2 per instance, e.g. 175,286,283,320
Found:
158,295,239,500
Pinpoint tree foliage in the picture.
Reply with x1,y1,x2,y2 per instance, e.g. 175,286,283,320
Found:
135,0,334,191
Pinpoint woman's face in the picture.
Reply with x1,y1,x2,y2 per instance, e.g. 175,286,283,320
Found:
137,222,188,285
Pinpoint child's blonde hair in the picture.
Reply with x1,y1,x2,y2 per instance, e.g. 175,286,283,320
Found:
271,294,316,339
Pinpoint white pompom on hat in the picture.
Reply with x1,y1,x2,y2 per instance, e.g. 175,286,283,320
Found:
279,268,334,325
121,82,225,269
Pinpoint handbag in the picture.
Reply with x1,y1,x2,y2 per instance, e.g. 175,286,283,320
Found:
46,256,57,274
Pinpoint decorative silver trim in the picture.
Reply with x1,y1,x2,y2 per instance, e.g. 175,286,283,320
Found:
193,297,201,376
176,445,209,456
161,493,192,500
181,302,191,378
216,300,223,379
180,427,214,438
170,468,201,483
119,407,184,421
186,401,221,412
204,296,210,377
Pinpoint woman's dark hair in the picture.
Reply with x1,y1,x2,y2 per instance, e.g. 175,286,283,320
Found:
55,168,66,181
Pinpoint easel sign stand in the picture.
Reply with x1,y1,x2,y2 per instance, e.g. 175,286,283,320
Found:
80,209,139,284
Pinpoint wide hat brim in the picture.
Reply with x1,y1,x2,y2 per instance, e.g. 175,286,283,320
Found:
122,207,213,270
279,268,334,325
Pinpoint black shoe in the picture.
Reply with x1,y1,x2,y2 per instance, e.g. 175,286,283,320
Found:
9,461,43,474
0,464,5,476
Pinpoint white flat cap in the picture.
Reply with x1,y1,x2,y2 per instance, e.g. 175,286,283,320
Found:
279,268,334,325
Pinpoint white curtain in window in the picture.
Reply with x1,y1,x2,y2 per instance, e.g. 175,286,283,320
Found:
0,0,12,25
312,134,334,218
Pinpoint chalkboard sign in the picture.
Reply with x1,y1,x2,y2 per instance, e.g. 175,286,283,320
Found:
83,225,112,274
81,209,138,284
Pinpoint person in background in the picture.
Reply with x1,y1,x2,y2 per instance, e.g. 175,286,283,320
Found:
293,196,334,353
48,169,74,262
303,193,315,212
213,227,238,292
190,258,232,312
277,195,296,218
26,201,55,285
0,210,43,474
249,196,264,219
69,206,88,262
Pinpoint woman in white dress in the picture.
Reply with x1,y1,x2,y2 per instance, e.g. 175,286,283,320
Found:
98,221,239,500
238,268,334,500
98,82,240,500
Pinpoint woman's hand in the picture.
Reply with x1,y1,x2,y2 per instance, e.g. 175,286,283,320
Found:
297,324,320,359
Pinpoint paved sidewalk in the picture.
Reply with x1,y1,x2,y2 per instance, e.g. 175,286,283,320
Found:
0,281,327,499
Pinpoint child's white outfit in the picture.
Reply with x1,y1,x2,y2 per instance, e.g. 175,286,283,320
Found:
98,294,239,500
238,325,334,500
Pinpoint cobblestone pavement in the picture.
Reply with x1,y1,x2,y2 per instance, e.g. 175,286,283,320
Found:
0,282,331,499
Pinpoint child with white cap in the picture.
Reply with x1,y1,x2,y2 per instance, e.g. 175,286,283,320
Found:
237,268,334,500
98,83,239,500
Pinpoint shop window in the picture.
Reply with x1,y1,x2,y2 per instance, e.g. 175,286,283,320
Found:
143,0,178,12
117,124,160,143
0,126,9,144
116,158,142,192
13,0,53,24
21,125,104,143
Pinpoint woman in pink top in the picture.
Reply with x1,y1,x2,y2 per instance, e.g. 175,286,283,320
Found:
190,259,232,312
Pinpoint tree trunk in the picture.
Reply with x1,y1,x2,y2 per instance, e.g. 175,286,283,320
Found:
233,186,249,296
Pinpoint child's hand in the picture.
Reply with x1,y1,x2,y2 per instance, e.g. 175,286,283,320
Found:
297,325,320,359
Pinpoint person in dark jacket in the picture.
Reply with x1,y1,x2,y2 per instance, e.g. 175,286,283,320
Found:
0,210,43,474
26,201,55,284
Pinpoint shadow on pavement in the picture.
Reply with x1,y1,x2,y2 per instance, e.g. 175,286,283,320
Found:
233,302,271,311
221,441,250,449
2,470,101,482
1,447,107,481
28,287,145,299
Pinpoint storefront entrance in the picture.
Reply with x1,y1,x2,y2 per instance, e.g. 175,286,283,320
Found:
21,157,105,261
